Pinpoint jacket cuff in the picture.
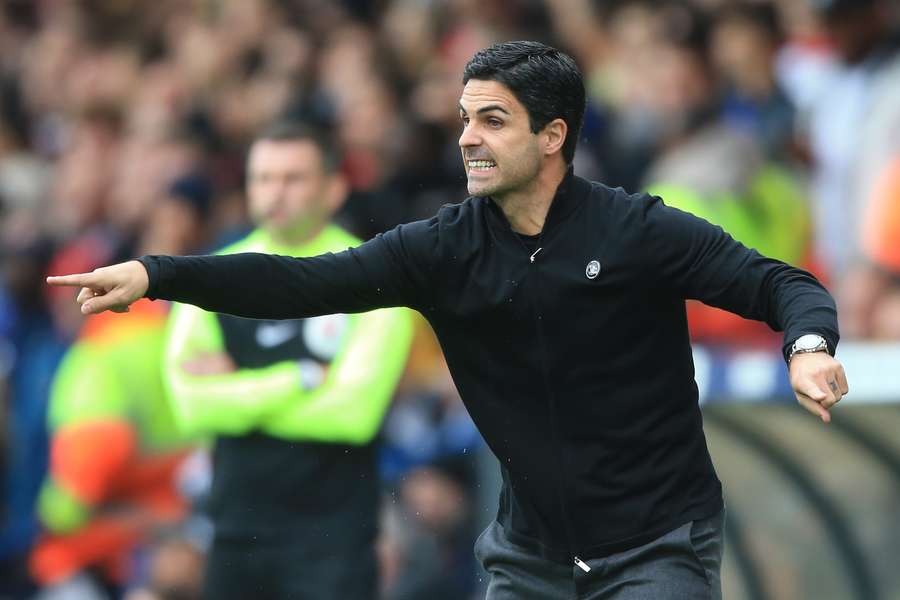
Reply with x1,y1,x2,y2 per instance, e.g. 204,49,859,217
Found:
136,256,161,299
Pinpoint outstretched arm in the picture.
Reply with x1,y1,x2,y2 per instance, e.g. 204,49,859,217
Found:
47,221,437,318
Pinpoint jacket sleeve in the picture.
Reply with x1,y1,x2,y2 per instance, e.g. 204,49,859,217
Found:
139,219,438,319
162,302,309,436
639,193,839,362
259,307,414,444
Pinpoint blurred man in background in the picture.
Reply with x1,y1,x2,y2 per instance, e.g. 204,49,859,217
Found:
162,122,413,599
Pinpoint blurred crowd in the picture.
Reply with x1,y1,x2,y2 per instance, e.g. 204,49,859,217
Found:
1,0,899,598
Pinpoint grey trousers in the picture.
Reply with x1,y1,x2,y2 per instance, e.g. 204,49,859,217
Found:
474,510,724,600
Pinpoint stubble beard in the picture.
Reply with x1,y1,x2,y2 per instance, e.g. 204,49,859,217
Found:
477,161,541,203
465,141,542,199
467,175,501,197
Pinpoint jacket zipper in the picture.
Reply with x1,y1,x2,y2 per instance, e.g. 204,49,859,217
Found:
518,235,581,570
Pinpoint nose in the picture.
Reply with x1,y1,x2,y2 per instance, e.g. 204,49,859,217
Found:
258,180,288,208
268,176,290,197
458,121,481,149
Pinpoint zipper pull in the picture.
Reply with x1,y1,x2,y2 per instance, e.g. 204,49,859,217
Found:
574,556,591,573
530,247,543,263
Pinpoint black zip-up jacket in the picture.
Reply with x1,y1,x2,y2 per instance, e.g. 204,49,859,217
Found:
139,170,839,564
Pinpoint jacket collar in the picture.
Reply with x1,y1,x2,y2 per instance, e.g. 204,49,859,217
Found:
486,166,591,234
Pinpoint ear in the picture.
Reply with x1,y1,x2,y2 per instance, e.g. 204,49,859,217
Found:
542,118,568,157
326,173,348,213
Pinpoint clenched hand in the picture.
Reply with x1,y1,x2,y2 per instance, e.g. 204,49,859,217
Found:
46,260,149,315
789,352,849,423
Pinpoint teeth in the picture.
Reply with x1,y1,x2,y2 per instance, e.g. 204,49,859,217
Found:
468,160,496,169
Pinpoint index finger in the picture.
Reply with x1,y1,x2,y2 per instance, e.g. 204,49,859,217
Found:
46,273,94,288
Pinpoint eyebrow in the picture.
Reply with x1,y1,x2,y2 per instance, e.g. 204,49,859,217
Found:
458,103,511,116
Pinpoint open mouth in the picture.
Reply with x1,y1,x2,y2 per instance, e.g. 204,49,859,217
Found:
467,159,497,172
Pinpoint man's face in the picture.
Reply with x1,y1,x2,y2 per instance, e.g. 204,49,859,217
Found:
458,79,543,198
246,139,340,240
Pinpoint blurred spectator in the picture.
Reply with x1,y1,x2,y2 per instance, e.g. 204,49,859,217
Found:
841,156,900,339
380,403,481,598
0,105,52,249
381,370,482,485
105,129,205,254
29,176,211,598
576,0,668,190
162,122,413,599
382,464,478,600
784,0,900,283
376,323,483,598
139,172,215,256
711,3,797,160
0,237,73,599
124,535,205,600
47,104,124,238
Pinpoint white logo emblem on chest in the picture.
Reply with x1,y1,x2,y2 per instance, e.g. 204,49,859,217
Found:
303,313,350,360
256,322,299,347
585,260,601,279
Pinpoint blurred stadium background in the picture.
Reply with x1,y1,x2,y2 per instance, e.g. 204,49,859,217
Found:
1,0,900,598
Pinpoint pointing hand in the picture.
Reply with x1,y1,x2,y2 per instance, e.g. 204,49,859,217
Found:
46,260,149,315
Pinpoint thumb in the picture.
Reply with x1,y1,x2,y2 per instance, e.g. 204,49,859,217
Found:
795,391,831,423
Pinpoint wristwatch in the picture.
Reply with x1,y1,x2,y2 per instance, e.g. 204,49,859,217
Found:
788,334,828,363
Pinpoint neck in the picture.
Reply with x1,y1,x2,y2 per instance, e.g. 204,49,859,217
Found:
494,160,568,235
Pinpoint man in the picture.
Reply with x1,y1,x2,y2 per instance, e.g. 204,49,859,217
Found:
160,123,413,600
49,42,848,599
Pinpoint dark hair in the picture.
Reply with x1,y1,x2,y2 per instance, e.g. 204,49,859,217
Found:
253,121,341,173
809,0,878,18
715,3,784,45
168,172,214,218
657,2,712,62
463,41,585,164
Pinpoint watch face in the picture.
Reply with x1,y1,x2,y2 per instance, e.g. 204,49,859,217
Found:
796,334,825,351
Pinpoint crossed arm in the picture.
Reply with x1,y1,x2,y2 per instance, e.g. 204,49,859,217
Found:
163,301,414,443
